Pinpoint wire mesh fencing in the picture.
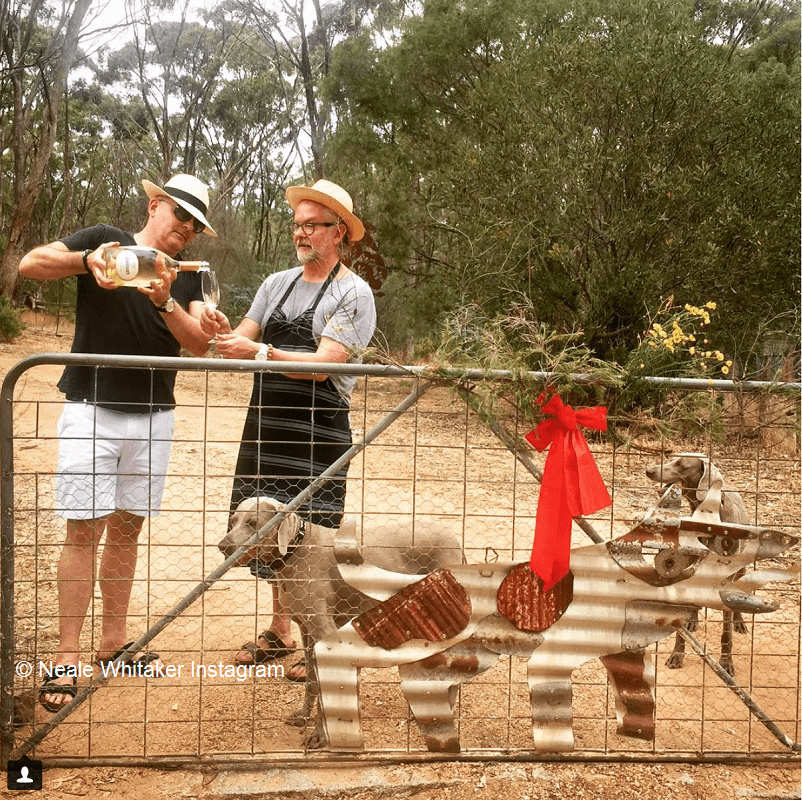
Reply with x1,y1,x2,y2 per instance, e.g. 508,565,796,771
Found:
1,355,799,765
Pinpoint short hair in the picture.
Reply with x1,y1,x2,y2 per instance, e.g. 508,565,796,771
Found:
322,208,352,261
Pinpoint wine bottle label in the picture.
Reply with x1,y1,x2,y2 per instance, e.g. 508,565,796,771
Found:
115,249,140,280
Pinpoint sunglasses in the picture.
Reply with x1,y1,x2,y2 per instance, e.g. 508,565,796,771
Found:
159,198,205,234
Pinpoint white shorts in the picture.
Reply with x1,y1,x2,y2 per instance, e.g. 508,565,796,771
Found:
56,402,174,520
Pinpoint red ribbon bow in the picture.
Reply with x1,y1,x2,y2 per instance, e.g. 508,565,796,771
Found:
525,393,611,591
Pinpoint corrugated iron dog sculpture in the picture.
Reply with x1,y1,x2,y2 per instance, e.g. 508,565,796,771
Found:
313,478,797,752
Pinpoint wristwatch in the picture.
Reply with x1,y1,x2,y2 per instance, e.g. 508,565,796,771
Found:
255,343,271,361
156,297,175,313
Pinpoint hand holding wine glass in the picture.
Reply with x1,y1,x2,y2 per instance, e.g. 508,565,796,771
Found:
201,270,221,344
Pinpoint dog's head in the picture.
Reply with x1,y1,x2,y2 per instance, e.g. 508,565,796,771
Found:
610,516,798,613
645,453,724,504
218,495,302,566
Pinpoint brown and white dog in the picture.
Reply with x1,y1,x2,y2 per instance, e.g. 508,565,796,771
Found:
646,453,749,674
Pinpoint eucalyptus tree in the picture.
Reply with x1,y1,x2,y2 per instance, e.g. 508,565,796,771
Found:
228,0,406,181
97,2,243,183
202,27,298,272
0,0,93,297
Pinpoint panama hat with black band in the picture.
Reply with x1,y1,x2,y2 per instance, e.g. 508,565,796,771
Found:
285,179,364,242
142,174,217,237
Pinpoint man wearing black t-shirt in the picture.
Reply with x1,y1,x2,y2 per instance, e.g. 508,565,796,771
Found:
18,174,217,711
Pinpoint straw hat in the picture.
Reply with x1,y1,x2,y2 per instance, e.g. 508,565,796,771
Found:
285,179,364,242
142,174,217,237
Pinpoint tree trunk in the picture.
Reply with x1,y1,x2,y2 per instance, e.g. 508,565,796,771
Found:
0,0,93,297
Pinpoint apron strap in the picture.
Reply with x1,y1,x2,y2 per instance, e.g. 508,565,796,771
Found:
276,263,340,316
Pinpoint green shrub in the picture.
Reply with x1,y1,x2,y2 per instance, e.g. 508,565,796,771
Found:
0,296,24,342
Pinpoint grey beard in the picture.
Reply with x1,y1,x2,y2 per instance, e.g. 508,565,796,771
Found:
297,246,321,265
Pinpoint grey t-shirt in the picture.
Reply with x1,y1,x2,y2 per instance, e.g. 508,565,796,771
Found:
245,266,377,401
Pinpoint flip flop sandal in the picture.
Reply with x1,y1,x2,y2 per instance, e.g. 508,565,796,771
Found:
234,631,295,666
95,641,161,669
38,667,78,713
284,658,307,684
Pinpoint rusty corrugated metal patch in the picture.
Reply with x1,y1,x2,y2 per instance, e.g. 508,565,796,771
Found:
600,650,656,741
351,568,471,651
496,564,574,632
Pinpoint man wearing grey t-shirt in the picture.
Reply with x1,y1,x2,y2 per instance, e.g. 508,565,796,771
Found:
201,180,376,679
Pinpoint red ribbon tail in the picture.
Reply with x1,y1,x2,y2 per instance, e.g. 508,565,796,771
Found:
530,441,573,591
528,404,612,590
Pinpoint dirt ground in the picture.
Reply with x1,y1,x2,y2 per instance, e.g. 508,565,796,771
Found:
1,316,800,800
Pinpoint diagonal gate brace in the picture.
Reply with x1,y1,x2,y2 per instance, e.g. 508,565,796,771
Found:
6,379,439,760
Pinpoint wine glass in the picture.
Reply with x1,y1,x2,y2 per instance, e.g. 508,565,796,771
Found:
201,270,221,345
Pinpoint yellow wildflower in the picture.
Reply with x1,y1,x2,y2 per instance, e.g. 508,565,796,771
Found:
705,301,717,310
721,365,730,375
715,351,724,361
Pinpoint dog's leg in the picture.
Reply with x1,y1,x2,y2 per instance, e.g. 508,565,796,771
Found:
718,611,736,677
665,630,687,669
600,648,656,741
398,639,498,753
302,644,328,749
286,632,316,728
665,608,699,669
313,623,366,750
526,642,577,752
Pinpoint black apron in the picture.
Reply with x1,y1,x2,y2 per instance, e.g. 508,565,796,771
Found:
230,266,352,536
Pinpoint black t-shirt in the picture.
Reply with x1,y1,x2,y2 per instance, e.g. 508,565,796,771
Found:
57,224,203,413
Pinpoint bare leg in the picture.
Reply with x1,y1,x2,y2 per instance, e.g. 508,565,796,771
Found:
268,584,295,646
95,510,143,660
42,517,107,708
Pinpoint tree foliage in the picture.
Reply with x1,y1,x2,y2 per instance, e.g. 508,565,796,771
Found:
325,0,800,371
0,0,798,379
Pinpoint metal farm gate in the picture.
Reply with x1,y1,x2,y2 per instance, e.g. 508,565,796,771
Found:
1,354,800,768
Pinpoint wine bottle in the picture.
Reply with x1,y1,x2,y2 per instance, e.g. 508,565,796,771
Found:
102,246,210,288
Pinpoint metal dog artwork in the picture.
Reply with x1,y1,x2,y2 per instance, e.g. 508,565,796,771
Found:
218,496,463,739
646,453,750,675
314,479,797,753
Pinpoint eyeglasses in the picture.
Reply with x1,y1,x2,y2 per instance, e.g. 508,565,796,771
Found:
159,198,205,234
289,221,338,236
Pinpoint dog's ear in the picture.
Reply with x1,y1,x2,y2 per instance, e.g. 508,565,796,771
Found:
702,459,724,489
277,511,300,556
253,496,280,528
